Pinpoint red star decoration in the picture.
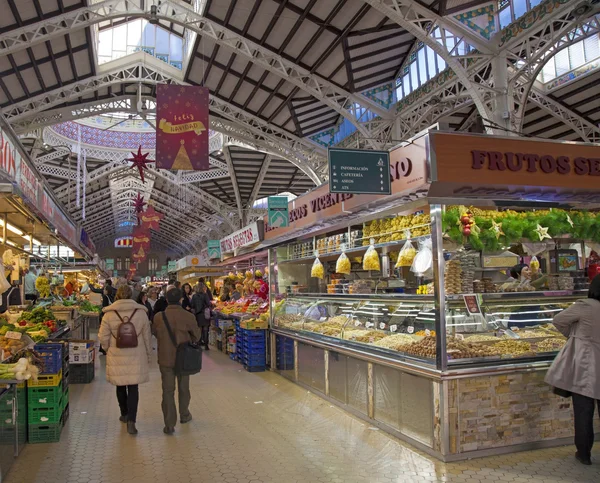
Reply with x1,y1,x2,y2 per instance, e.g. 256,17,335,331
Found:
127,145,150,183
132,193,147,214
132,225,151,250
139,205,164,231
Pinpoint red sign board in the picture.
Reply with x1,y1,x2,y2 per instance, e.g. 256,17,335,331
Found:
156,84,209,170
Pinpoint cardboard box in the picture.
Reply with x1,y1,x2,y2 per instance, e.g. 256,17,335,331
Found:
70,347,94,364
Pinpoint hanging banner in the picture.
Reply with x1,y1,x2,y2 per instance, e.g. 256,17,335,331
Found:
132,245,147,263
156,84,209,170
220,221,264,254
17,159,40,207
80,228,96,254
40,189,77,247
132,226,151,250
268,197,289,228
0,127,20,181
207,240,221,259
139,205,164,231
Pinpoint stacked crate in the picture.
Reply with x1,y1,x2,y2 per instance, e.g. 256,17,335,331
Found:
69,340,95,384
28,343,67,443
236,327,267,372
276,335,295,371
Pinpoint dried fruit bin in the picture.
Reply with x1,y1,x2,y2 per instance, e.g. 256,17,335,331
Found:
34,343,64,374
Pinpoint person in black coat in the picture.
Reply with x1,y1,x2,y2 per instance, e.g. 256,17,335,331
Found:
181,283,193,312
192,282,211,350
136,291,154,322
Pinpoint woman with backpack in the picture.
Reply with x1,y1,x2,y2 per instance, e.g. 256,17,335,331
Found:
98,285,152,435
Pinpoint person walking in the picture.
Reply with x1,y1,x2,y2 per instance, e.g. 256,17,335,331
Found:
153,284,169,315
181,283,193,312
98,285,152,435
137,291,154,322
545,274,600,465
24,267,38,304
152,287,201,434
91,279,117,355
192,282,211,350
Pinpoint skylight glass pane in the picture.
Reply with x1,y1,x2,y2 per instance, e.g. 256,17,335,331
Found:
426,47,437,77
541,57,556,83
437,54,446,71
143,23,155,46
98,29,112,57
156,27,169,54
410,62,419,88
584,35,600,62
113,24,127,50
418,49,428,84
568,41,585,70
127,19,142,47
530,0,542,6
170,35,183,61
514,0,527,19
499,5,512,30
402,74,410,96
554,49,571,76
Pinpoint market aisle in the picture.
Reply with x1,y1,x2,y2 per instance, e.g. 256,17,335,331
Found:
6,351,600,483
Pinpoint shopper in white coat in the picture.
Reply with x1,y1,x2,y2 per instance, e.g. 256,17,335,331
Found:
98,285,152,435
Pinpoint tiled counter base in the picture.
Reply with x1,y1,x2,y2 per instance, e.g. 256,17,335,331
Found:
446,370,599,458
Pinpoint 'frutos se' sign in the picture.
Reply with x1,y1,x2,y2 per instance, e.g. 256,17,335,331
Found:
472,150,600,175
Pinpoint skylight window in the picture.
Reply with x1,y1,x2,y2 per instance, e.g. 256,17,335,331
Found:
97,19,184,69
538,35,600,85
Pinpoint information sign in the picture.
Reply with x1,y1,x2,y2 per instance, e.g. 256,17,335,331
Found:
329,148,391,195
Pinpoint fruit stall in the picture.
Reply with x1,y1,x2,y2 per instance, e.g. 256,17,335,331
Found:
263,130,600,461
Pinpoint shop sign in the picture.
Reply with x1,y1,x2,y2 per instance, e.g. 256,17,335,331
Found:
267,197,289,228
175,255,205,271
161,265,167,274
264,137,428,240
329,148,391,195
0,127,19,180
80,228,96,254
207,240,221,259
167,261,177,272
220,221,264,253
431,132,600,191
40,189,77,247
105,259,115,271
17,159,39,206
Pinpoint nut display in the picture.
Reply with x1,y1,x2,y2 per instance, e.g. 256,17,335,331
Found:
535,338,566,352
446,338,499,359
415,330,435,336
363,246,381,271
363,213,431,245
351,330,387,343
395,336,437,358
373,333,416,350
311,258,324,279
492,340,533,356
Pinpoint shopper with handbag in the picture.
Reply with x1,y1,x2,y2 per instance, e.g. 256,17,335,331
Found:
545,274,600,465
152,287,201,434
98,285,152,435
192,282,212,350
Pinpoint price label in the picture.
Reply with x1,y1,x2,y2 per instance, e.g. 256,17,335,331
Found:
355,321,361,327
379,322,386,330
455,333,465,341
5,331,22,340
425,329,431,336
390,324,398,333
407,326,414,334
365,322,374,329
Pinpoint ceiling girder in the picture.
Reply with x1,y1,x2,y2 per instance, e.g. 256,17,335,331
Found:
246,155,272,209
223,146,243,226
0,0,390,147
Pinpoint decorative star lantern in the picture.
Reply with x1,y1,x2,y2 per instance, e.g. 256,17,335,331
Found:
127,145,151,183
133,193,147,213
491,220,504,240
139,205,164,231
132,226,151,250
535,224,552,241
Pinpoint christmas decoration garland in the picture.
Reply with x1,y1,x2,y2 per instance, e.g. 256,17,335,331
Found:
442,206,600,252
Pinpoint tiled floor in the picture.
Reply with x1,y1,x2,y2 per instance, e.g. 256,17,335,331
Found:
6,349,600,483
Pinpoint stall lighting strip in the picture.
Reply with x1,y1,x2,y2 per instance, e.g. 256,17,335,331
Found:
489,309,563,315
497,318,554,323
0,220,42,245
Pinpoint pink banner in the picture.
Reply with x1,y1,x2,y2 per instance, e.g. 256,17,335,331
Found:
156,84,209,170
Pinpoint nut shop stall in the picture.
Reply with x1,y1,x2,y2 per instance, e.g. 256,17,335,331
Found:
265,130,600,461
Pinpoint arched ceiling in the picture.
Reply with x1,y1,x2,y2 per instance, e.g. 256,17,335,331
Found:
0,0,599,256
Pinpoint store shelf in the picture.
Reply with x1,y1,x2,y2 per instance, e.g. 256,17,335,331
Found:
279,235,431,264
445,290,587,301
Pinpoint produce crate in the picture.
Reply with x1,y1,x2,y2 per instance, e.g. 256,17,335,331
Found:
62,403,70,424
28,398,64,424
243,353,266,366
62,369,69,394
28,422,62,444
28,370,62,388
70,361,94,384
28,386,63,408
61,388,69,410
34,343,63,374
244,364,266,373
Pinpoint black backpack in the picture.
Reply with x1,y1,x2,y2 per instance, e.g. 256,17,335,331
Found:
162,311,202,375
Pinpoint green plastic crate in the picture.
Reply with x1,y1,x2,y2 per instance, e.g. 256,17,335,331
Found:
28,396,64,425
28,386,63,408
28,422,62,444
61,388,69,410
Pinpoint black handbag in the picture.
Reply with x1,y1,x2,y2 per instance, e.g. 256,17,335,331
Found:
162,311,202,376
